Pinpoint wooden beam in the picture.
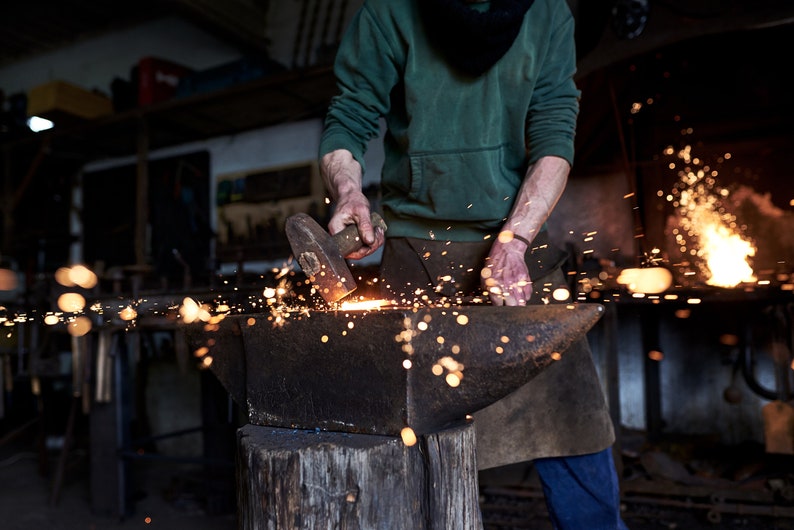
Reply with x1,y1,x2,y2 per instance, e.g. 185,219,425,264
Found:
577,1,794,79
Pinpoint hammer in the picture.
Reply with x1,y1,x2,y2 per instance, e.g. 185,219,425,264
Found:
285,212,387,303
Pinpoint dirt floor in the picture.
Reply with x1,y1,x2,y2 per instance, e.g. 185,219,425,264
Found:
2,426,794,529
478,430,794,530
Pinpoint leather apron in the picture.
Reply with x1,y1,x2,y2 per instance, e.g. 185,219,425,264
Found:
379,234,615,470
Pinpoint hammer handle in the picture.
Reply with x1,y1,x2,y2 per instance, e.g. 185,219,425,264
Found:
334,212,387,257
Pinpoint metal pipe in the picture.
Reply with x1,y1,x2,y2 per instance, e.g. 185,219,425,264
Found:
95,329,113,403
71,335,84,397
740,309,794,401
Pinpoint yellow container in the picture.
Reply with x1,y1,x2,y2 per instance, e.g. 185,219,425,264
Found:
27,80,113,121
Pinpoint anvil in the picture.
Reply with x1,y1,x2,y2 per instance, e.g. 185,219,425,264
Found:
183,303,604,435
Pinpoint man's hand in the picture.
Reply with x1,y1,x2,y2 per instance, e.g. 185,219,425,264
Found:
481,156,570,305
321,149,385,260
482,235,532,306
328,191,385,260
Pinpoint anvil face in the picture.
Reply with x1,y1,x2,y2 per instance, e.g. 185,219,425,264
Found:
183,304,603,436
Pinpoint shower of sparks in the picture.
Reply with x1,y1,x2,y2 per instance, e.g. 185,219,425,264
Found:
11,239,596,392
0,260,335,372
664,144,756,287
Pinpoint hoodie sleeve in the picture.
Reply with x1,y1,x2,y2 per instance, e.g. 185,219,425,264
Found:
525,3,580,167
319,2,404,173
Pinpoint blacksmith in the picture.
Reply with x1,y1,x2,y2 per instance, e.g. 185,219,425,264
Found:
318,0,628,527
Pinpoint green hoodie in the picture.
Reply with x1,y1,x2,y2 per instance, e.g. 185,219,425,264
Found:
319,0,580,241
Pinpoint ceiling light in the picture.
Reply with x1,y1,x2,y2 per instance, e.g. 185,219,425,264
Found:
27,116,54,132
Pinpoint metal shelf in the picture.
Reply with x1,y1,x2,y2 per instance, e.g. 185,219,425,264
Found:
3,65,337,161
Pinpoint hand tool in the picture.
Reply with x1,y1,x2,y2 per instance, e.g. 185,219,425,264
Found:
285,212,387,303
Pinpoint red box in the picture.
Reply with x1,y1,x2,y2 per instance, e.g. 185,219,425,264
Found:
137,57,193,106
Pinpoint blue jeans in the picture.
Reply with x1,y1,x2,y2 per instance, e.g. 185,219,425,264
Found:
533,448,629,529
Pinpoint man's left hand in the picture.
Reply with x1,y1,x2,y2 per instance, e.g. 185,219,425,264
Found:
482,238,533,306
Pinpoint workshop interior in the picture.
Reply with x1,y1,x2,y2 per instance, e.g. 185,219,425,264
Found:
1,1,793,528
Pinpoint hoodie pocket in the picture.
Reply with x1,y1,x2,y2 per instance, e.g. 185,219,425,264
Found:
406,144,521,222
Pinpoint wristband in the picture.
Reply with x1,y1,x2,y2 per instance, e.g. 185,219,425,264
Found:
511,234,531,246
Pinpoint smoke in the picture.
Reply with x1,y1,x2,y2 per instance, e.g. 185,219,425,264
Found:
726,184,794,275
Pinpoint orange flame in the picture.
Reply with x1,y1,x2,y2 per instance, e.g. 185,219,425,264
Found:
666,144,756,287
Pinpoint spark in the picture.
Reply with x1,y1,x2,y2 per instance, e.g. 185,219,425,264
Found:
57,292,86,313
445,373,461,387
401,427,417,446
552,287,571,301
67,316,92,337
119,306,137,321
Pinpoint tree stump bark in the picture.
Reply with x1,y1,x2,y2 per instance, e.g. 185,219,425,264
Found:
237,421,483,530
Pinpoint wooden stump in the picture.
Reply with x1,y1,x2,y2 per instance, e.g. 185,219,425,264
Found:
237,421,483,530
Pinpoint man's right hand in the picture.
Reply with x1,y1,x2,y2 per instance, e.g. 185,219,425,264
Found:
328,192,385,260
321,149,385,260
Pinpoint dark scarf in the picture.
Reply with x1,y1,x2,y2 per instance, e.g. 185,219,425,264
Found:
418,0,536,77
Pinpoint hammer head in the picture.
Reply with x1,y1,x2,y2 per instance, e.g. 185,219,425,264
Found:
285,213,357,303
